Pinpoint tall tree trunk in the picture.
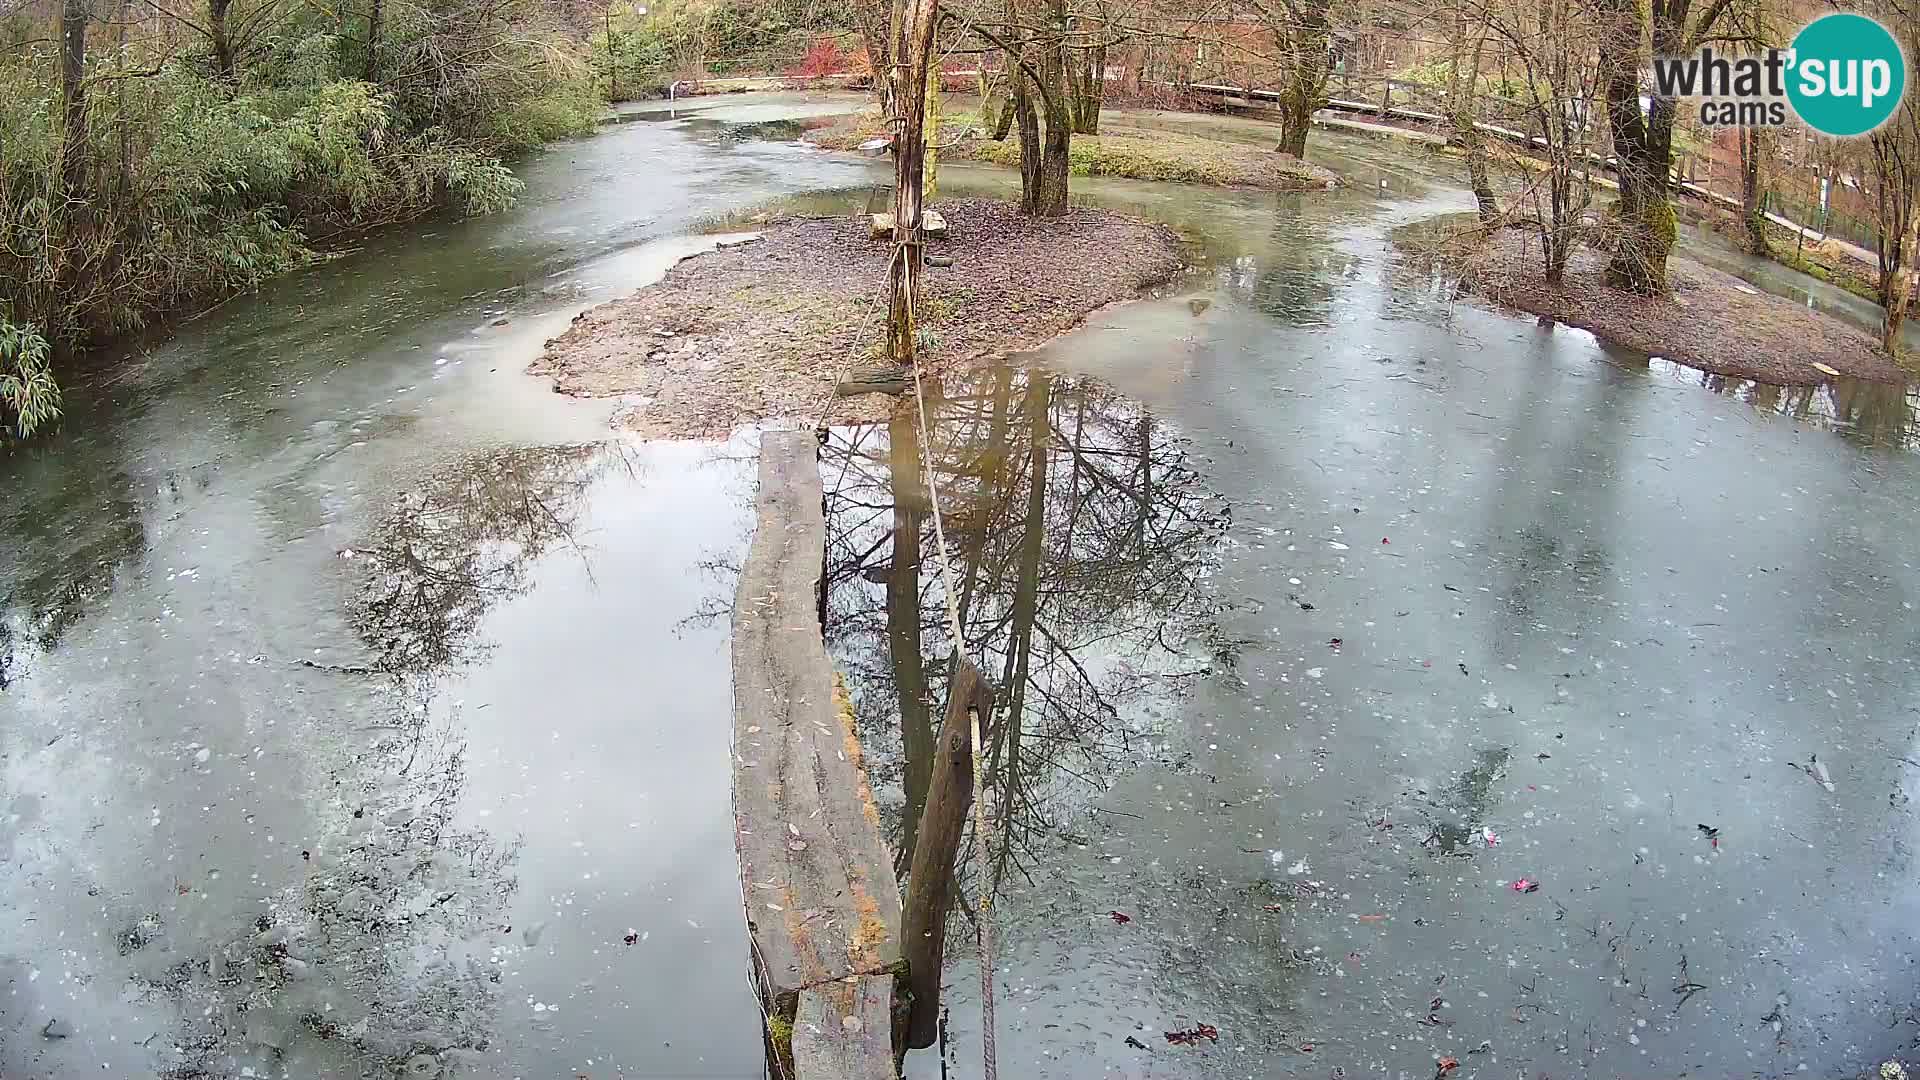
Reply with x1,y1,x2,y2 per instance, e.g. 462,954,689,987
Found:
1884,206,1918,354
1874,126,1918,354
1068,13,1105,136
58,0,89,202
1740,128,1770,257
1275,95,1312,157
1034,103,1070,215
1269,0,1330,158
1596,0,1681,294
1030,1,1071,217
1011,55,1043,214
209,0,235,81
363,0,382,81
884,0,938,365
1448,17,1498,222
887,410,933,866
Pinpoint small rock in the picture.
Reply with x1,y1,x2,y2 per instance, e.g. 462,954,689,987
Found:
490,317,509,327
42,1017,72,1039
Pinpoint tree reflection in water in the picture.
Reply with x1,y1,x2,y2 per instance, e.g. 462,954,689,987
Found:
144,443,633,1079
821,368,1237,891
1697,370,1920,451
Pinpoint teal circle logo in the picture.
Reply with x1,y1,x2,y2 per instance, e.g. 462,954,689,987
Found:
1787,13,1906,137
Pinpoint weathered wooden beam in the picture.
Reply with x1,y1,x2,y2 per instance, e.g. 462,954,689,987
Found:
732,430,903,1078
899,658,989,1049
794,975,896,1080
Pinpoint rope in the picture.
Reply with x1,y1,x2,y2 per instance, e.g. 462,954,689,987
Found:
902,250,998,1080
794,94,998,1078
810,231,901,434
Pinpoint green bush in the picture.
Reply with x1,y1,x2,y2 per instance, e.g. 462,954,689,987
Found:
0,318,59,438
594,22,676,100
0,0,600,389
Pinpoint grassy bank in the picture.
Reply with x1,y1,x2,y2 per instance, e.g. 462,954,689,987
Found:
803,110,1340,191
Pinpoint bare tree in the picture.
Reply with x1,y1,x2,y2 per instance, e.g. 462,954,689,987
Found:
1067,0,1109,133
1732,0,1782,256
1443,0,1498,221
1476,0,1601,283
819,371,1236,897
1870,99,1920,353
1590,0,1740,295
1244,0,1331,157
1738,127,1771,256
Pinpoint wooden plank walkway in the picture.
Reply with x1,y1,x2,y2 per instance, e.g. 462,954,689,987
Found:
731,430,902,1080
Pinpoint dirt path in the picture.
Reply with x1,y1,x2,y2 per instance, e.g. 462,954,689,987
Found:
531,198,1187,438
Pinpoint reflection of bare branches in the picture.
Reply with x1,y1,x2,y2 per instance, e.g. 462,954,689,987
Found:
821,368,1235,892
140,685,523,1078
353,443,640,676
129,443,655,1077
674,555,744,635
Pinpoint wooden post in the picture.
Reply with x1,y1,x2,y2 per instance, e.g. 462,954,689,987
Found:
898,657,989,1050
1380,78,1392,117
886,0,939,367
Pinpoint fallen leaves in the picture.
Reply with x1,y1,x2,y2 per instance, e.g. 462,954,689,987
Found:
1108,910,1132,925
1509,877,1540,894
1164,1023,1219,1045
1435,1056,1460,1079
